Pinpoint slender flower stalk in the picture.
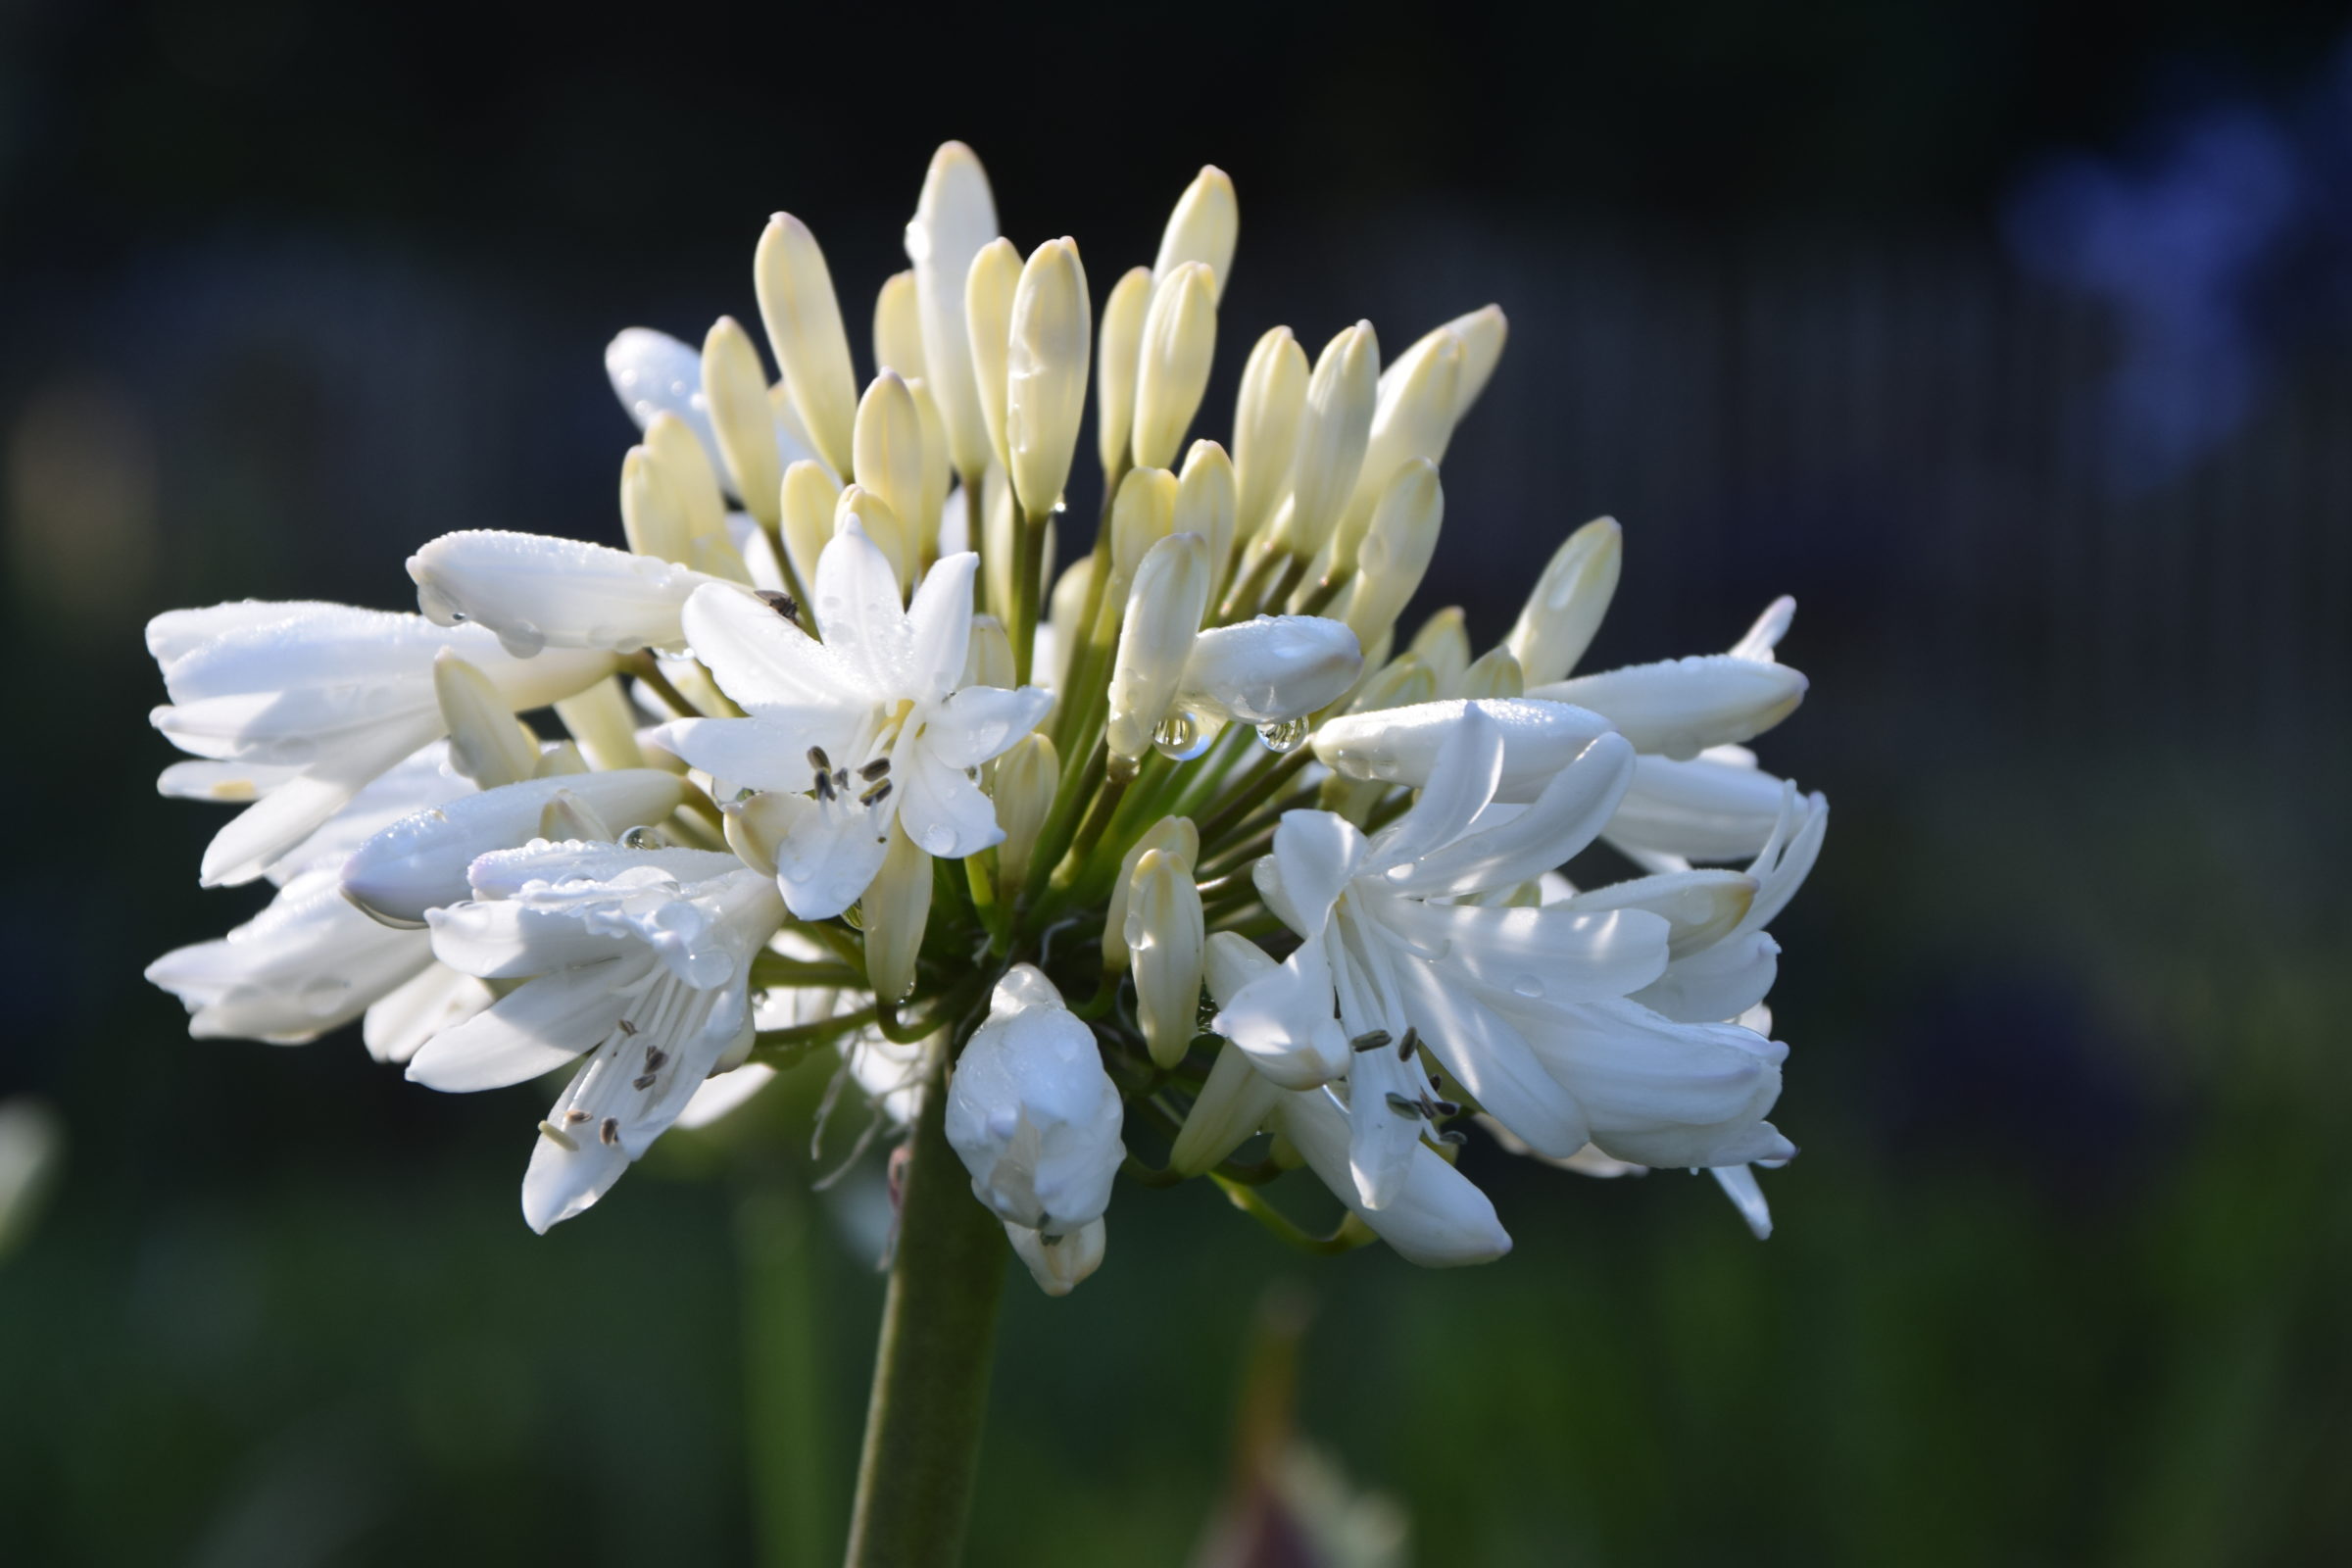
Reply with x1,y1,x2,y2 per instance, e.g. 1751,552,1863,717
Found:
143,142,1830,1568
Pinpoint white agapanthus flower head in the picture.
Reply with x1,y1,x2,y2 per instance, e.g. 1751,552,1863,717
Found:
143,138,1828,1292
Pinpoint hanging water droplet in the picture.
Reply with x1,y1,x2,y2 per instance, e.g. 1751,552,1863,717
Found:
1510,974,1544,999
1254,716,1311,754
620,824,662,850
1152,712,1208,760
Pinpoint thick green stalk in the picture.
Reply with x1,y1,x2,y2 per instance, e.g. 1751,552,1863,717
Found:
842,1041,1007,1568
740,1185,830,1568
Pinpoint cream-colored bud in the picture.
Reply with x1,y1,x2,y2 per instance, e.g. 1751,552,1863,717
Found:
1231,326,1308,549
862,820,933,1004
992,733,1058,889
702,317,782,527
1048,556,1094,686
1334,328,1462,564
1106,466,1178,588
964,613,1014,691
619,447,687,564
1102,815,1199,971
1006,1218,1105,1297
754,214,858,476
1504,516,1621,684
1006,237,1092,516
1128,849,1205,1068
721,790,797,878
1152,166,1238,303
1105,532,1211,763
1174,441,1237,593
535,787,612,843
1408,606,1472,693
906,377,953,554
779,460,842,594
1169,1040,1283,1177
1094,267,1152,479
1276,321,1378,558
1347,650,1438,715
434,649,538,789
553,676,645,772
1340,459,1444,650
873,270,926,380
963,236,1020,471
853,370,926,537
535,741,587,777
645,414,727,546
1384,304,1507,421
906,141,1001,477
834,484,913,590
1456,646,1525,700
1130,262,1217,472
981,461,1020,622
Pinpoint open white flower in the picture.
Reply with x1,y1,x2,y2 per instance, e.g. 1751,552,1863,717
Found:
657,525,1050,918
411,840,785,1231
944,966,1124,1238
149,602,615,887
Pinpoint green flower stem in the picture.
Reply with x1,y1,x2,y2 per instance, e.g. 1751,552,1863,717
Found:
1010,497,1046,687
843,1039,1008,1568
739,1185,829,1568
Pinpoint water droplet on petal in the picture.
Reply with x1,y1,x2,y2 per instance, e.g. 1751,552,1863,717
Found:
1510,975,1544,999
620,825,662,851
497,621,546,658
1254,716,1311,754
1152,713,1208,760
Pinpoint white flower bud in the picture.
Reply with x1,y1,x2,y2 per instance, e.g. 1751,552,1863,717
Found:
434,650,538,789
1312,697,1616,803
945,965,1123,1233
779,460,841,594
619,446,687,564
1409,606,1471,693
906,141,1001,477
964,612,1014,692
1456,646,1524,700
535,786,613,843
701,317,782,527
872,270,926,380
1384,304,1507,420
861,819,932,1004
1128,848,1205,1068
1006,1217,1106,1297
1048,555,1093,686
991,733,1058,889
1233,326,1309,549
340,769,687,926
1331,327,1462,565
1340,460,1444,651
1106,466,1178,588
852,370,927,542
834,484,912,592
1131,262,1217,471
1006,237,1092,517
1152,166,1238,303
1348,650,1438,715
1105,533,1211,763
645,416,752,584
1179,614,1360,726
1094,267,1152,478
553,677,645,772
1102,815,1198,971
906,376,954,555
721,789,792,878
1504,516,1622,685
1168,1040,1282,1177
1174,441,1237,595
1274,321,1379,559
409,531,717,658
754,214,858,477
963,235,1020,472
1529,655,1808,760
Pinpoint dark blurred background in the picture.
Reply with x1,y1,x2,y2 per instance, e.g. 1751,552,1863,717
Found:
3,0,2349,1562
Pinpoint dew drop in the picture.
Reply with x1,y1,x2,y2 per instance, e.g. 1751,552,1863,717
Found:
1152,712,1208,761
496,621,547,658
620,825,662,851
1254,716,1311,754
1510,975,1544,999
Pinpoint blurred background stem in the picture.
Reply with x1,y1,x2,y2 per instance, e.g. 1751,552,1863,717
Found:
738,1183,829,1568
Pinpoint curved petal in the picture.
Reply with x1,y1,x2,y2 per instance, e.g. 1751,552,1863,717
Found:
410,530,721,656
1312,698,1616,804
405,964,631,1091
1602,748,1790,863
1378,899,1670,1004
1274,1087,1511,1267
1390,732,1636,896
1393,957,1592,1157
772,801,895,920
652,714,833,794
921,685,1054,770
808,523,908,687
362,962,495,1065
904,552,979,701
1365,704,1502,874
679,580,866,710
1210,937,1350,1090
1631,932,1780,1023
1531,655,1806,760
895,742,1004,859
1253,810,1364,940
1343,1032,1430,1209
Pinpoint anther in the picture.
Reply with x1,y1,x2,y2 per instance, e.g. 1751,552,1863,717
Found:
632,1073,658,1091
599,1116,621,1146
860,779,893,808
564,1108,590,1124
858,757,891,781
813,771,837,804
1350,1030,1393,1054
1431,1100,1461,1118
808,746,832,774
537,1120,579,1150
1384,1092,1422,1119
1439,1128,1469,1147
755,589,800,622
1397,1027,1420,1061
644,1047,667,1071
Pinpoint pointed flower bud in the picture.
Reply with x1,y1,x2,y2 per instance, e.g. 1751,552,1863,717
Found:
1006,237,1092,516
963,236,1020,472
1504,516,1621,684
1348,650,1439,714
1383,304,1507,420
992,733,1058,889
1233,326,1309,549
1178,614,1360,727
754,214,858,477
1107,466,1178,588
1341,460,1444,651
1409,606,1471,693
1333,328,1462,564
410,531,718,659
434,650,538,789
1275,321,1379,558
1152,166,1238,302
1131,262,1217,471
1106,532,1211,763
1094,266,1152,478
535,787,613,843
1128,848,1205,1068
702,317,782,527
945,965,1124,1233
835,483,913,592
1174,441,1237,594
906,141,1001,477
906,376,954,553
553,677,645,772
1006,1216,1106,1296
619,446,687,564
779,460,842,594
861,819,932,1004
872,270,926,380
853,370,927,539
1048,556,1093,684
1457,646,1524,700
1102,815,1199,971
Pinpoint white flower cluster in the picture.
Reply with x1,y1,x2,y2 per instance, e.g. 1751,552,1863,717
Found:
145,143,1824,1287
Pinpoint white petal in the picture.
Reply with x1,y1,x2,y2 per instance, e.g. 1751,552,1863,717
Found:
1631,933,1781,1023
410,530,722,656
147,600,345,675
1390,732,1635,896
808,524,909,689
895,741,1004,859
606,327,725,475
1275,1088,1511,1267
156,759,303,804
1254,810,1364,939
1365,705,1502,873
680,580,867,711
920,684,1053,770
1518,1000,1790,1168
1179,615,1361,723
1312,698,1616,804
772,800,894,920
1392,958,1592,1157
1381,898,1670,1004
1343,1035,1429,1209
653,714,837,794
144,867,434,1043
198,710,449,887
1531,655,1806,760
1562,869,1756,959
1005,1217,1107,1297
405,964,631,1091
675,1062,778,1130
1602,748,1791,863
1709,1163,1775,1239
1210,938,1351,1090
903,552,979,701
362,962,494,1065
